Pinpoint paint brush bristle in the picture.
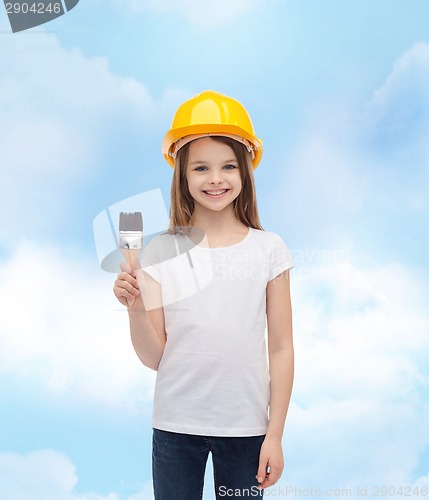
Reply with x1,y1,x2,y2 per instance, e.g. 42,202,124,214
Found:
119,212,143,233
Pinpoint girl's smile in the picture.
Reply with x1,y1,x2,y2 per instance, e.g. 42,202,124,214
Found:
203,188,230,198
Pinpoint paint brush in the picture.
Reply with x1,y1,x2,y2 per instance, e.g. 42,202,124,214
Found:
119,211,145,307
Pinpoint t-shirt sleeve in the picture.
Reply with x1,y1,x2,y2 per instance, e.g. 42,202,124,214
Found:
267,233,294,282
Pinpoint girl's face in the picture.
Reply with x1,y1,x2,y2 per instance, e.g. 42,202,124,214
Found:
186,137,242,213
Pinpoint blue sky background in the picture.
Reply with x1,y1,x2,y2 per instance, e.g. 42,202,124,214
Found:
1,1,428,498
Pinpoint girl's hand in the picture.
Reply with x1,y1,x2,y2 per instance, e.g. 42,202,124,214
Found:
255,436,284,491
113,261,143,310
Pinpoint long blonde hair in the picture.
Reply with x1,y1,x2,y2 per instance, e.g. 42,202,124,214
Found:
165,136,264,235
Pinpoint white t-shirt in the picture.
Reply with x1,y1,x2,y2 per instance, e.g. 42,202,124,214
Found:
141,227,294,437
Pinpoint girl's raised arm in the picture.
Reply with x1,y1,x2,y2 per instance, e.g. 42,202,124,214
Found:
114,262,167,371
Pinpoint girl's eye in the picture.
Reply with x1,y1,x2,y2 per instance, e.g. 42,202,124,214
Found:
194,165,237,172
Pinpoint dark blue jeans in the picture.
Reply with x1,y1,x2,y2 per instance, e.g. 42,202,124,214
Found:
152,427,266,499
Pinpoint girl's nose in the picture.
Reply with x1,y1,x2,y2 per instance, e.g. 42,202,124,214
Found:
209,173,223,184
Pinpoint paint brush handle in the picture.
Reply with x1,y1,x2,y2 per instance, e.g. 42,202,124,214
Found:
120,248,146,307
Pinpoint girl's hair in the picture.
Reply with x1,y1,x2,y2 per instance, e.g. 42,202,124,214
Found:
165,136,264,236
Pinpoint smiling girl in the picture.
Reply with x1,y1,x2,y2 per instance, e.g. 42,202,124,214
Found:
113,90,295,499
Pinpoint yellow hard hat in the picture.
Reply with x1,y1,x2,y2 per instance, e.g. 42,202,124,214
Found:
162,90,263,169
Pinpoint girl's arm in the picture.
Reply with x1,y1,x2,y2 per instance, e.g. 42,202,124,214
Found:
127,270,167,371
113,264,167,370
265,268,294,440
256,269,293,490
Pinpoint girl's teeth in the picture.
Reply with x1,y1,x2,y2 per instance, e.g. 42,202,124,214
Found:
205,190,226,195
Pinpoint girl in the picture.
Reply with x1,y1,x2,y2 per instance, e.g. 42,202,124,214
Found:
113,90,294,499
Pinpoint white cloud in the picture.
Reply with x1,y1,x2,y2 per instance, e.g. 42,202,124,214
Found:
272,108,372,250
0,34,151,177
280,256,429,490
0,32,189,248
369,42,429,121
282,398,429,494
413,471,429,491
275,42,429,249
1,236,428,492
250,97,429,487
362,42,429,208
113,0,271,29
128,482,154,500
0,449,120,500
0,239,156,409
